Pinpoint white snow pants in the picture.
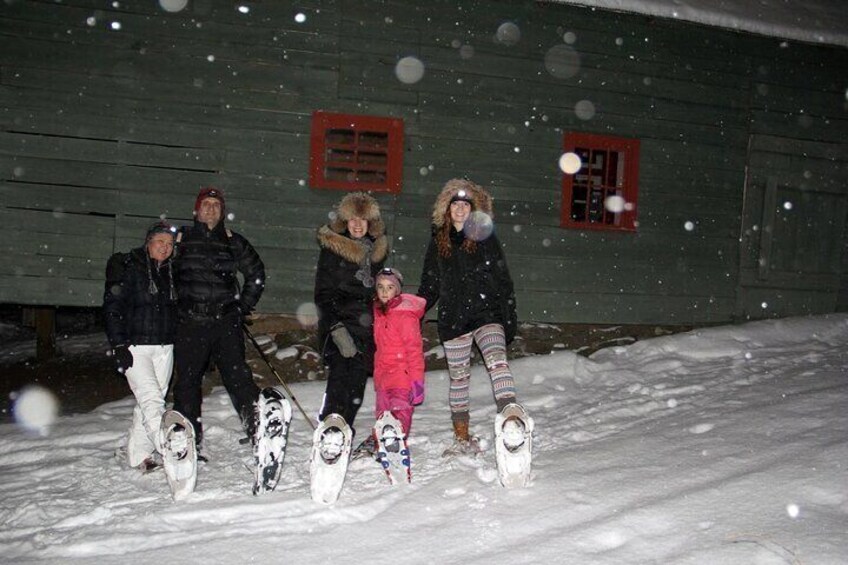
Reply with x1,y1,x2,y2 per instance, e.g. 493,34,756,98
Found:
124,344,174,467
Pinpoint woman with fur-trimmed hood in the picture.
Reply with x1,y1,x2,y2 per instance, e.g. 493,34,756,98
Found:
314,191,388,434
418,178,521,451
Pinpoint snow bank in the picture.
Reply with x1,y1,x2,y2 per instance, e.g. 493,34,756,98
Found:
1,314,846,564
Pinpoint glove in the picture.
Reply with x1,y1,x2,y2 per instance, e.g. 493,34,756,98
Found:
112,344,133,375
242,310,258,326
239,302,257,326
330,323,358,358
411,379,426,406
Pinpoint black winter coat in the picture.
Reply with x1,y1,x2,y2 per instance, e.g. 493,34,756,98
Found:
314,228,387,356
103,247,177,347
418,226,518,343
174,220,265,316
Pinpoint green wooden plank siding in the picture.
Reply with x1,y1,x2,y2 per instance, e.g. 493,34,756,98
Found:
1,0,846,326
738,128,848,320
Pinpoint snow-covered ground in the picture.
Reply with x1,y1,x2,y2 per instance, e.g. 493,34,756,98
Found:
2,314,846,564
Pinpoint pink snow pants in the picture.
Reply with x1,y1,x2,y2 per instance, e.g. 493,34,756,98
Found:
375,388,414,437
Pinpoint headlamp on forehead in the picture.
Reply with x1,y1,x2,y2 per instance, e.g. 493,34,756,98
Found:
145,221,176,242
449,189,474,206
376,267,404,287
194,186,226,216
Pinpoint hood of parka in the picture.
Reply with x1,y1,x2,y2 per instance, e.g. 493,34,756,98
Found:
316,225,389,265
330,191,385,238
318,191,388,264
431,178,494,228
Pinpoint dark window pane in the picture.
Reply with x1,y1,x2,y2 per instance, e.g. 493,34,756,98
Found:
325,129,355,145
359,131,389,149
326,148,355,163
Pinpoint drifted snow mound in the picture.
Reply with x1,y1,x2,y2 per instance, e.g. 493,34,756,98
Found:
0,313,846,565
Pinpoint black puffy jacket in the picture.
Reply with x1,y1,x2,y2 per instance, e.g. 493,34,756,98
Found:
418,226,518,343
174,220,265,316
314,226,387,355
103,247,177,347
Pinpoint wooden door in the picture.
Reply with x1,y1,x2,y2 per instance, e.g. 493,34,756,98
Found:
737,135,848,319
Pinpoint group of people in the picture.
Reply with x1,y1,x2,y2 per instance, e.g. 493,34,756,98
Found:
104,178,523,475
104,187,265,469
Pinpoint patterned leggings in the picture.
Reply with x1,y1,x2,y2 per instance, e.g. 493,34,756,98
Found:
443,323,516,422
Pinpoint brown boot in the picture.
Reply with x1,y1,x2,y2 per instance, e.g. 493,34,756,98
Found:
452,419,470,442
443,419,481,457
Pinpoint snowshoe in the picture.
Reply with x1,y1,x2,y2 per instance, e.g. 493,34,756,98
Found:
309,414,352,505
494,403,534,488
374,411,411,485
253,386,293,495
160,410,197,501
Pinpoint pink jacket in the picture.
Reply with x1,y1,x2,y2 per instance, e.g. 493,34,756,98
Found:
373,293,426,398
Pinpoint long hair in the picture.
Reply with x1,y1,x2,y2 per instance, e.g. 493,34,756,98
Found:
436,207,477,258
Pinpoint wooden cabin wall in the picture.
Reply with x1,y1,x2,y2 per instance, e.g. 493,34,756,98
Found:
1,0,846,324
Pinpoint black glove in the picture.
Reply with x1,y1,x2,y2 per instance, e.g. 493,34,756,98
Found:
112,344,133,375
330,323,358,358
239,302,255,326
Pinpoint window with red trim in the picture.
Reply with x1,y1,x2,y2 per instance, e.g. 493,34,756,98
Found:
561,132,640,231
309,111,404,193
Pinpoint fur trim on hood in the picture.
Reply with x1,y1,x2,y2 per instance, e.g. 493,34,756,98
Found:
318,192,388,264
330,192,385,237
317,226,389,264
431,178,494,228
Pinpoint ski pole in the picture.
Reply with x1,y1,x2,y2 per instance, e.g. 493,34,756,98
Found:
243,323,316,431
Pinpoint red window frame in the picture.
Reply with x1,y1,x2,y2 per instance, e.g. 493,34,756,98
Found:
561,132,640,231
309,111,404,193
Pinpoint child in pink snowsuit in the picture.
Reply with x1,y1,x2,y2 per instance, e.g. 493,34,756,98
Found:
373,267,426,436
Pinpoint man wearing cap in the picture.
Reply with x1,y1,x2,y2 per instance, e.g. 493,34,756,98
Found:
172,187,265,455
103,221,179,471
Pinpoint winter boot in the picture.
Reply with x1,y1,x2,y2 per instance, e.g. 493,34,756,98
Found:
195,442,209,463
166,424,190,460
319,428,345,462
443,418,481,457
501,416,527,451
495,395,517,413
453,419,470,442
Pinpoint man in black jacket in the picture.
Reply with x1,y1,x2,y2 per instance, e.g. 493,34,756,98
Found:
172,187,265,455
